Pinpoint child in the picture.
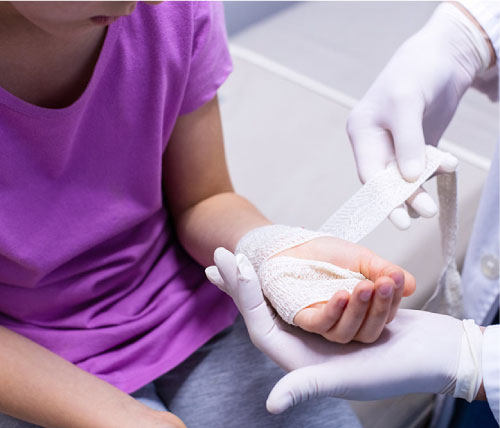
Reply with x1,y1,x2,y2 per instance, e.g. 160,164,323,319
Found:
0,2,414,427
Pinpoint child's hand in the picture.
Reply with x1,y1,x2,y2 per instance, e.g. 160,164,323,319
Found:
275,237,416,344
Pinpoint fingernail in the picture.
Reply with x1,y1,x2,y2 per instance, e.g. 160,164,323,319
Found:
378,283,394,297
401,159,424,182
337,298,348,309
390,271,404,290
360,290,372,302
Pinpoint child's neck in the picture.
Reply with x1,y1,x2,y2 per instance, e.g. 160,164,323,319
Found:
0,4,107,109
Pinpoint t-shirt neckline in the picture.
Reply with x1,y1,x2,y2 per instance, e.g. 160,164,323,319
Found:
0,19,122,119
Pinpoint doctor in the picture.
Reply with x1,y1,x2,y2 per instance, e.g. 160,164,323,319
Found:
346,1,499,425
207,0,499,426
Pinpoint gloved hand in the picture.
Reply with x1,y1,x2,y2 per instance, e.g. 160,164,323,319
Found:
347,2,492,229
206,249,484,413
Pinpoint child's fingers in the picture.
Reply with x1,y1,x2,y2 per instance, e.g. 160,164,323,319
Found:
383,267,415,299
293,290,350,334
354,276,395,343
399,269,415,297
359,251,416,297
386,274,404,323
322,281,374,343
323,290,351,329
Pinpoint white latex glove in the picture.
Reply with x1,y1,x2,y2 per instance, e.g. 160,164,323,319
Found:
347,2,492,229
206,248,484,413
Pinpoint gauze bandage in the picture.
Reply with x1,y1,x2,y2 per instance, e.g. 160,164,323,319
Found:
236,145,463,324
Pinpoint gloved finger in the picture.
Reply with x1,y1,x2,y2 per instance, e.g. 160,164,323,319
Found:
234,254,280,342
406,187,438,218
214,248,278,345
390,102,426,182
347,121,394,184
388,205,411,230
354,276,395,343
205,265,226,291
402,153,457,220
405,153,457,219
293,290,350,334
266,364,337,414
436,152,458,174
213,247,239,296
323,281,374,343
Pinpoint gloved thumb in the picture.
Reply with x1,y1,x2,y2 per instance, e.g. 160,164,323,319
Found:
266,365,337,414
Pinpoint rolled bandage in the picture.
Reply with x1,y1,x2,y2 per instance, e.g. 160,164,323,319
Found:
236,145,462,324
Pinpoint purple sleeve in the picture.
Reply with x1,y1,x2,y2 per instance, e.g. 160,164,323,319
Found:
179,2,233,115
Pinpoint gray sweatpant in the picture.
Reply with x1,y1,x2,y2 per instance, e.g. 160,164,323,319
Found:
0,317,361,427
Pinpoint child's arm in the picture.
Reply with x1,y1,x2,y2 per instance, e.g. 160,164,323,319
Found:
0,326,185,428
162,96,270,265
163,96,415,344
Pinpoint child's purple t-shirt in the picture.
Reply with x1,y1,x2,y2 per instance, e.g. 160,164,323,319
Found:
0,2,238,393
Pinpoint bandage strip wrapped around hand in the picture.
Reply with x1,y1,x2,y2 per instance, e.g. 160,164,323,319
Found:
236,145,462,325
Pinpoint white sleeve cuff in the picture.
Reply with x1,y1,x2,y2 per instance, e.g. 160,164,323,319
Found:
459,0,500,62
457,1,500,100
482,324,500,424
